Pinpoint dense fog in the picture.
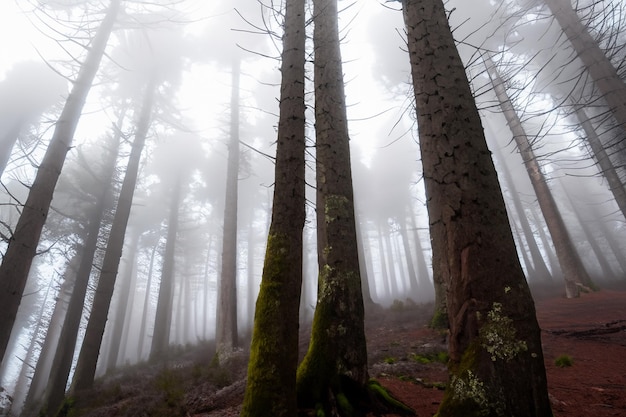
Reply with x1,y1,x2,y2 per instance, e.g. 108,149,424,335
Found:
0,0,624,414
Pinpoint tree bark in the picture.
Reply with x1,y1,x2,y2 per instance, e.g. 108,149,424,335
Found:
296,0,369,412
240,0,306,414
403,1,552,415
0,0,120,366
484,52,593,297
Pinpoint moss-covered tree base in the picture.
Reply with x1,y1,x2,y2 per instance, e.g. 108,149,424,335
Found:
297,377,415,417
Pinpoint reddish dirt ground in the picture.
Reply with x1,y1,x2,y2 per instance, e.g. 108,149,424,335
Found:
373,289,626,417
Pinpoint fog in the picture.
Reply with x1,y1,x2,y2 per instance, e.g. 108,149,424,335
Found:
0,0,625,413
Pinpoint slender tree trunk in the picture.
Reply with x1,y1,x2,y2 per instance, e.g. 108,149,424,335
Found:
150,175,182,361
0,0,120,366
22,256,76,413
137,240,159,360
296,0,369,411
106,228,140,371
70,77,155,395
544,0,626,133
216,58,241,360
398,215,419,301
485,53,593,297
403,1,552,415
492,144,553,281
530,206,562,278
0,121,23,177
240,0,306,413
408,204,434,301
572,105,626,220
33,118,123,417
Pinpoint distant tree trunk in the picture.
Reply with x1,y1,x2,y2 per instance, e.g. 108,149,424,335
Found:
137,240,159,360
32,118,123,417
22,256,76,413
572,105,626,221
106,228,140,371
492,144,553,281
0,121,23,177
70,77,155,396
355,216,375,306
484,53,593,297
296,0,370,412
530,206,562,277
216,58,241,360
376,222,391,300
0,0,120,366
240,0,306,413
403,1,552,416
398,215,419,301
544,0,626,133
150,175,182,361
383,223,400,297
597,219,626,275
408,204,434,300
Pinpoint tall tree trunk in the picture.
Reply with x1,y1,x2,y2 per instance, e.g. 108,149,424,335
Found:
106,228,140,371
398,215,419,301
403,1,552,415
492,143,553,281
216,58,241,360
530,206,562,278
150,175,182,361
484,53,593,297
0,0,120,366
544,0,626,133
296,0,369,412
137,240,159,360
0,121,23,177
240,0,306,413
70,77,155,396
32,118,123,417
408,204,434,301
572,104,626,220
22,254,76,413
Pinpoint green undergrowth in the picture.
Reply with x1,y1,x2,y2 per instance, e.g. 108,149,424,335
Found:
411,351,449,364
554,354,573,368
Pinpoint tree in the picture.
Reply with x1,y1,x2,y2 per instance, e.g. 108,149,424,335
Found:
296,0,376,413
216,58,242,360
70,76,156,396
150,173,182,361
484,53,593,297
402,0,552,415
0,0,120,367
240,0,306,413
542,0,626,134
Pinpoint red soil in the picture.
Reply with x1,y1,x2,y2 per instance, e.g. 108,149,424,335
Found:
374,289,626,417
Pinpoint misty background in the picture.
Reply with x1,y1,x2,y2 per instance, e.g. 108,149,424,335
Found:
0,0,624,413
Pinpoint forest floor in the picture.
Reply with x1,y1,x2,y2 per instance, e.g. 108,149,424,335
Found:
66,283,626,417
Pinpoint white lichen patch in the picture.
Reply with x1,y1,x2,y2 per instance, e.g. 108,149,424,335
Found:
480,302,527,362
450,370,489,410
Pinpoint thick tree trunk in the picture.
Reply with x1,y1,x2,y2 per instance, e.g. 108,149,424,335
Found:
403,1,552,416
216,58,241,360
240,0,306,414
296,0,369,413
0,0,120,366
484,53,593,297
70,78,155,395
150,175,182,361
544,0,626,134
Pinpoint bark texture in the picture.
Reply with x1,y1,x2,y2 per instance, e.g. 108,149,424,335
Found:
240,0,306,414
0,0,120,366
403,1,552,416
296,0,369,412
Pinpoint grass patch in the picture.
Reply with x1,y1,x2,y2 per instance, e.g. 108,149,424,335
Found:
554,354,573,368
410,351,449,364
